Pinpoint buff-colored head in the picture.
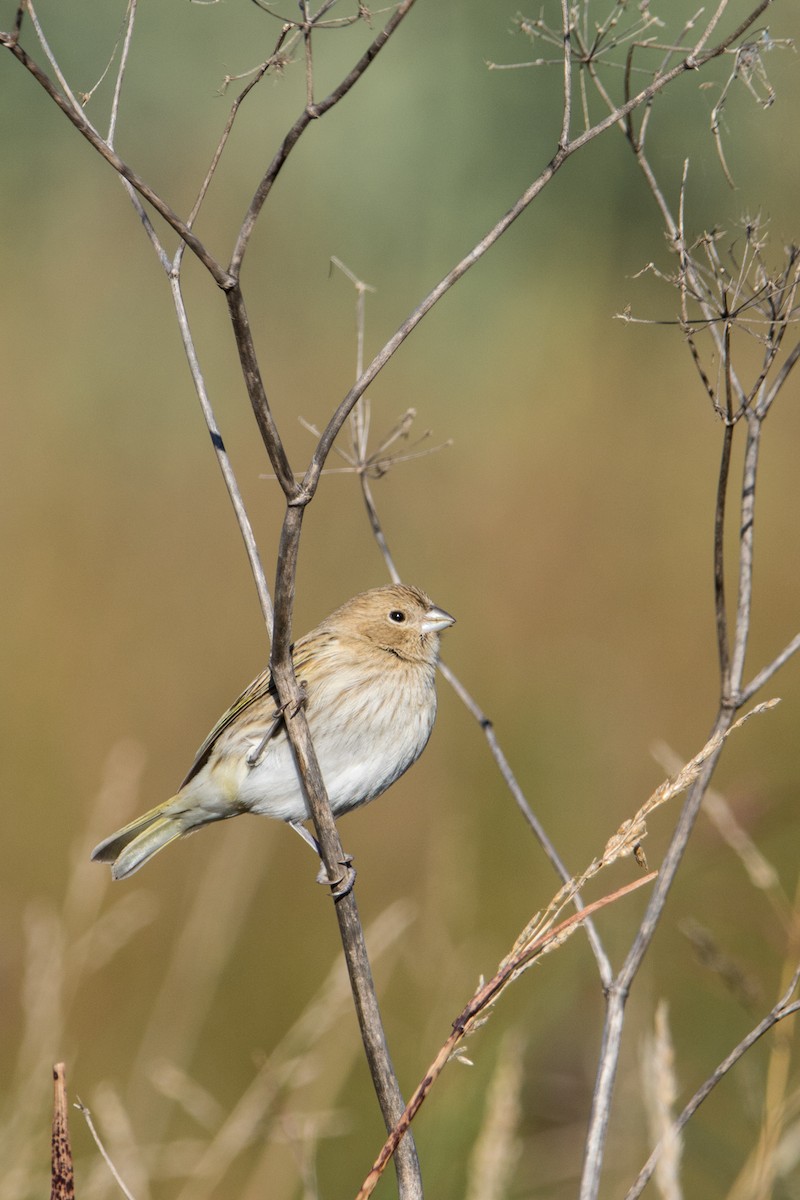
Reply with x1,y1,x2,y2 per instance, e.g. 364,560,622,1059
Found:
323,584,455,664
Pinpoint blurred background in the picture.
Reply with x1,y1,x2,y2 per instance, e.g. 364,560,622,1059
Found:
2,1,800,1196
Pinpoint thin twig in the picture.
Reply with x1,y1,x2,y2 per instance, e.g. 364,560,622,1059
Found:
558,0,573,150
75,1098,138,1200
185,22,296,245
740,632,800,704
226,285,298,496
0,33,228,285
230,0,419,275
107,0,136,149
714,418,734,691
169,275,274,634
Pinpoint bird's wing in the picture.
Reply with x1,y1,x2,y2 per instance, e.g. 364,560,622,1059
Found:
178,665,279,789
176,630,331,790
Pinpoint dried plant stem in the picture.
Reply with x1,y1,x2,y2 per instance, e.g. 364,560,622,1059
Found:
740,632,800,705
714,420,735,683
230,0,419,273
51,1064,74,1200
0,30,228,284
170,276,274,634
271,636,423,1197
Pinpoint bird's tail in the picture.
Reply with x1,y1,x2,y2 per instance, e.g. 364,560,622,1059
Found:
91,800,189,880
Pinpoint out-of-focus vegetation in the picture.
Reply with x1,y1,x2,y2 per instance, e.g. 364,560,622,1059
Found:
2,2,800,1197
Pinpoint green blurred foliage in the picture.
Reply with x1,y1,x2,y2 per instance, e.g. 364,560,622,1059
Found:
2,1,800,1197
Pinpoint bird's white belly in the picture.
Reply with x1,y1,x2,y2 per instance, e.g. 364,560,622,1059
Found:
237,700,435,823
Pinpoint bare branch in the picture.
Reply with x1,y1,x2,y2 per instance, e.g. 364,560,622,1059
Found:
728,413,761,699
169,275,275,634
230,0,419,275
0,32,229,286
185,22,297,243
226,286,298,497
740,632,800,704
558,0,573,149
714,419,735,690
107,0,136,149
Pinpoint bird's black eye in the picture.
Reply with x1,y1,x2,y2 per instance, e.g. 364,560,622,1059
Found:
388,609,406,623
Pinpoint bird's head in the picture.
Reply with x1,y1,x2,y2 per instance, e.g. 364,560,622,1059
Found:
329,584,455,665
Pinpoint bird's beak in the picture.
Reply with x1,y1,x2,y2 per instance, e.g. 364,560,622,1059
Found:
422,605,456,634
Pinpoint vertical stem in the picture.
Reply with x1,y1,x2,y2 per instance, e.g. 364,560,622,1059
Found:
714,420,734,694
729,413,761,698
579,727,730,1200
270,507,423,1199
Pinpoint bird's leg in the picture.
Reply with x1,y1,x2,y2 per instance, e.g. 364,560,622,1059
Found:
289,819,321,855
247,686,309,768
246,708,285,768
288,820,356,898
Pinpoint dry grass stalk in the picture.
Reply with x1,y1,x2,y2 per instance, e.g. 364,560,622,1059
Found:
464,1029,525,1200
653,740,779,886
598,699,779,874
641,1003,683,1200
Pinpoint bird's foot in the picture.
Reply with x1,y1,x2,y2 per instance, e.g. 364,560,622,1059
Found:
316,854,356,899
289,821,355,897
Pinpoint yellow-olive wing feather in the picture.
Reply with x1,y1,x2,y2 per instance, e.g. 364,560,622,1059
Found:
178,665,277,789
176,634,324,790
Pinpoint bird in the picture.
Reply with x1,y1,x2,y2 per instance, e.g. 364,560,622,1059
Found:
91,584,455,880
